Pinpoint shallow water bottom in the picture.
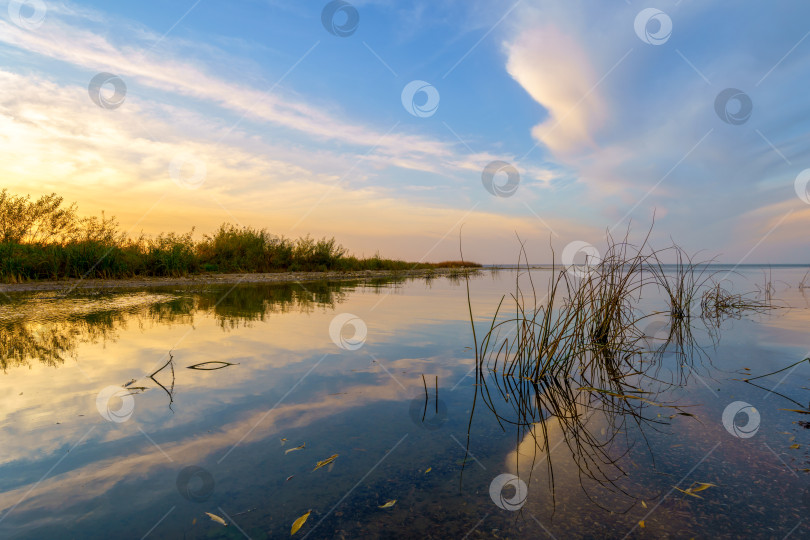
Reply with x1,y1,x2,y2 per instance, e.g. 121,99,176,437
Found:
0,268,807,538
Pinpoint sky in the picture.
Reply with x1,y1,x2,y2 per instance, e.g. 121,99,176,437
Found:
0,0,809,264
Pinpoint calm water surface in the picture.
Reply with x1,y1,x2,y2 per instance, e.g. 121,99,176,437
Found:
0,268,808,539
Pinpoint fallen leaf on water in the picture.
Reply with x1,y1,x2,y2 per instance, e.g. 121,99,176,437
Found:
639,521,645,529
378,500,397,508
285,444,305,455
281,438,288,446
790,444,801,449
192,518,197,525
781,409,810,414
286,475,295,482
291,510,311,535
425,467,432,474
313,454,338,471
641,500,647,509
187,361,239,371
673,486,703,499
673,481,716,499
205,512,227,526
689,482,716,493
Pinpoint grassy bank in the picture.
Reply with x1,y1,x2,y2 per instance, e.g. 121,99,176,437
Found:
0,190,479,282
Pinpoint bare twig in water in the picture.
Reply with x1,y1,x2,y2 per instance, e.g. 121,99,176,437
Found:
149,351,176,409
741,357,810,382
421,373,428,422
186,361,239,370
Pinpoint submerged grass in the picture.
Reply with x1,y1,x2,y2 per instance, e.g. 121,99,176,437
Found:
700,280,773,323
0,190,480,282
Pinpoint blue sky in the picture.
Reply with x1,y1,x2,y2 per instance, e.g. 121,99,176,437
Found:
0,0,808,263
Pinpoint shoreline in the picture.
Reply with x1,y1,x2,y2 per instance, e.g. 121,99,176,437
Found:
0,268,481,294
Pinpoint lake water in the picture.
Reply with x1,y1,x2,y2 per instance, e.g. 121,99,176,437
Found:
0,267,808,539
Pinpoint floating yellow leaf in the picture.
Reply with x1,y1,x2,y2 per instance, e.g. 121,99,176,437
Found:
641,500,647,509
424,467,432,474
673,486,703,499
378,500,397,508
689,482,716,493
790,444,801,449
639,520,645,529
281,438,288,446
291,510,311,536
205,512,227,526
192,518,197,525
313,454,338,471
285,444,305,455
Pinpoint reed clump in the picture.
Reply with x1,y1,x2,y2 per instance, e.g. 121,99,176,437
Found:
700,280,772,323
465,228,777,507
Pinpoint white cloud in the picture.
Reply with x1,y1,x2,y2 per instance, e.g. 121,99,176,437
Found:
506,23,606,157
